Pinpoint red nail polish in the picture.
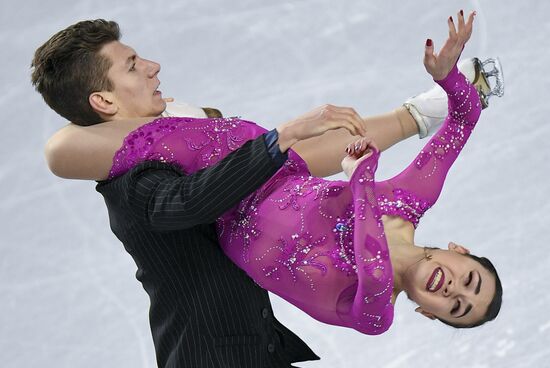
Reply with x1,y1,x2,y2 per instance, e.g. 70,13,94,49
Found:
449,16,453,22
460,10,464,16
426,39,433,47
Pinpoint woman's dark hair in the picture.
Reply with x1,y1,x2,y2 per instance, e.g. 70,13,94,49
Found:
202,107,223,118
439,253,502,329
31,19,120,126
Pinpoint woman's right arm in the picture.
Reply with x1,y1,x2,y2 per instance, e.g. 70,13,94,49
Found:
44,120,148,180
46,104,366,181
45,126,115,180
45,118,156,180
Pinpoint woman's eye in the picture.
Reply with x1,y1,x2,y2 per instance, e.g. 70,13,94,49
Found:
451,300,461,315
129,63,136,71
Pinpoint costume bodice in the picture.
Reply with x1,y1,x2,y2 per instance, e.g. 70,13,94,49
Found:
108,64,481,335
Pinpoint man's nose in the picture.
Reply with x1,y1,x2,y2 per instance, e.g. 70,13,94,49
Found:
146,60,161,78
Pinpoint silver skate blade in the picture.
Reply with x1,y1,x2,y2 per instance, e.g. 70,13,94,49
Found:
481,57,505,98
470,58,490,109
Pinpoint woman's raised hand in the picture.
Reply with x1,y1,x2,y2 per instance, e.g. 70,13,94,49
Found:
424,10,476,81
341,137,379,178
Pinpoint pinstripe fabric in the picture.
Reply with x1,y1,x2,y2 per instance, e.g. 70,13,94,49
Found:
96,134,319,367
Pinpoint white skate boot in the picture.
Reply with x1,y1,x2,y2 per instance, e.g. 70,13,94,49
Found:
404,57,505,138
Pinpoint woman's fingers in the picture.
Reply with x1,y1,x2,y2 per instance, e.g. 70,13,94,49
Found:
346,140,360,155
448,16,458,42
458,10,465,28
457,10,476,43
360,138,368,151
457,10,466,38
466,11,476,28
346,142,355,155
423,10,476,80
465,11,476,39
346,137,378,158
423,38,436,71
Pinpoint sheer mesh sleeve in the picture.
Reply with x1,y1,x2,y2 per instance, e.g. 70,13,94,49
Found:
337,150,394,335
376,65,483,227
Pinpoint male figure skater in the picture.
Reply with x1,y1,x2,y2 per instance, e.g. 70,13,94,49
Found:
33,17,473,367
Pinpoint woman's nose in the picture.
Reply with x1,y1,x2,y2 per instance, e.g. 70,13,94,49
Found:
443,279,454,296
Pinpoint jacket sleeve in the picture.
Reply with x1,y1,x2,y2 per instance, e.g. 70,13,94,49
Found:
110,131,287,232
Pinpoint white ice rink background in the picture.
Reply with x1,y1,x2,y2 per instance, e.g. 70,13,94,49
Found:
1,1,549,367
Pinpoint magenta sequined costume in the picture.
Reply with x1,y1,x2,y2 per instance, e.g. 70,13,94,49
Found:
109,65,481,335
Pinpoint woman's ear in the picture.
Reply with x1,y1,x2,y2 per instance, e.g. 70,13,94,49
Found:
448,241,471,255
415,307,437,320
89,91,118,117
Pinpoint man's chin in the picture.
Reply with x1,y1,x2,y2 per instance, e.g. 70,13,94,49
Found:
154,100,167,115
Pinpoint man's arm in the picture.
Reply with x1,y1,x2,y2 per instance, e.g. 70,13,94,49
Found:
105,104,367,231
110,131,285,232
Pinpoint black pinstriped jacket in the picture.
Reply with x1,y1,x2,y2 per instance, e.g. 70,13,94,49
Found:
96,132,319,367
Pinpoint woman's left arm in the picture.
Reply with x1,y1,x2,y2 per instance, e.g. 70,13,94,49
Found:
374,11,481,226
376,66,481,209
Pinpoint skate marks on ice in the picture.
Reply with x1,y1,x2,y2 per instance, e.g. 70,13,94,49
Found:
1,0,550,367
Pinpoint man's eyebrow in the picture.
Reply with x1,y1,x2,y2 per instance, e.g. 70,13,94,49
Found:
475,271,482,295
458,303,473,318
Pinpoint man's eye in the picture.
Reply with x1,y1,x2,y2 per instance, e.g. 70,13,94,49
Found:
451,300,461,315
129,63,136,71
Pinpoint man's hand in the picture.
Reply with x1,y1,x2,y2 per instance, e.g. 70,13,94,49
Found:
276,104,367,152
341,137,379,178
424,10,476,81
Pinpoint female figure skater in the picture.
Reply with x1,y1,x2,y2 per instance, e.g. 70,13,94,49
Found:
41,11,501,335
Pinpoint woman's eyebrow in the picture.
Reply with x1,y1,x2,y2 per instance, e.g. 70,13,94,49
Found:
475,271,482,295
457,272,482,319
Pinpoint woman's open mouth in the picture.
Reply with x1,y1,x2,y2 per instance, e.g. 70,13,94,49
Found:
426,267,445,292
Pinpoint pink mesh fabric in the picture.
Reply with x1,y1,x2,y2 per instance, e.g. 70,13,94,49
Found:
109,64,481,334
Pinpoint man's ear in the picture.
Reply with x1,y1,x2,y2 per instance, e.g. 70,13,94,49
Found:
415,307,436,320
448,241,471,255
89,92,118,117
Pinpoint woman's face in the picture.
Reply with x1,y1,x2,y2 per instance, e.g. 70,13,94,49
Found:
403,243,496,326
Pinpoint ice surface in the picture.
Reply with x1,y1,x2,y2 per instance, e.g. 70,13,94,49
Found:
1,0,549,367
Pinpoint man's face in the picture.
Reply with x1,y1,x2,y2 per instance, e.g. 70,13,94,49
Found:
99,41,166,119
